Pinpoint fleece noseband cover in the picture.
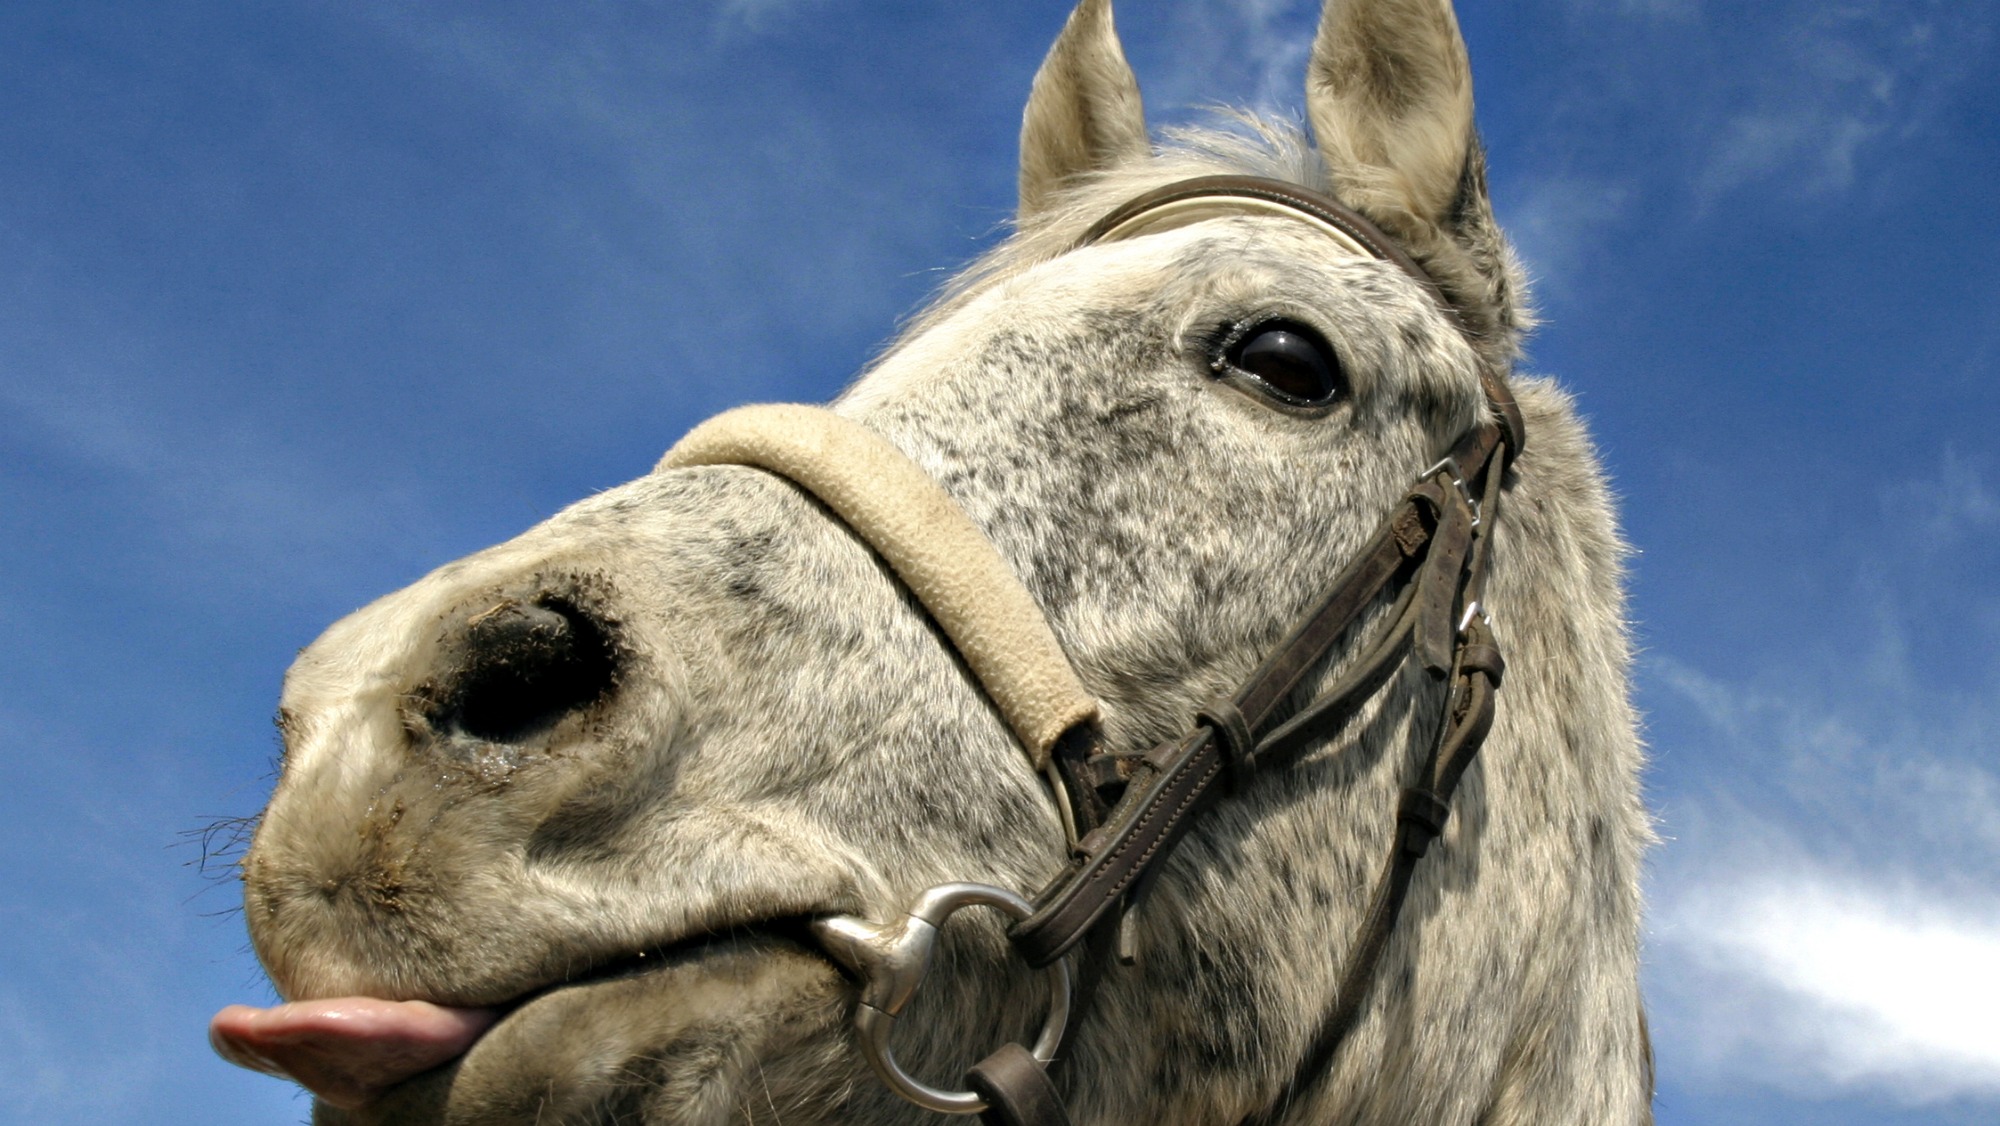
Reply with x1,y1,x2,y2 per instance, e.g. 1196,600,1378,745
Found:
659,403,1100,768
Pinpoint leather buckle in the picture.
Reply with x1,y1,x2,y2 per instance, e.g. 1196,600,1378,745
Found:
1419,455,1481,526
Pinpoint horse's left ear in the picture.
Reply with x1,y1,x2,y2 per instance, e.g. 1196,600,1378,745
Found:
1019,0,1148,223
1307,0,1524,353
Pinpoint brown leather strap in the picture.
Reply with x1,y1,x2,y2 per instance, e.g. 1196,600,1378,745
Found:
996,174,1523,1125
1248,582,1420,762
967,1043,1072,1126
1258,445,1512,1120
1078,174,1526,462
1010,485,1448,967
1074,176,1455,327
1412,477,1479,676
1231,488,1439,728
1478,368,1527,459
1259,631,1501,1121
1009,425,1521,969
1014,726,1222,966
1197,699,1257,792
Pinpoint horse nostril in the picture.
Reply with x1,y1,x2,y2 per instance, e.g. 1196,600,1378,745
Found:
431,598,618,744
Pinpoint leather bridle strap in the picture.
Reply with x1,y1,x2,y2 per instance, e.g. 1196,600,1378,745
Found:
660,174,1523,1126
1010,422,1505,967
1074,175,1525,457
981,431,1509,1126
1249,442,1509,1124
1076,175,1453,318
973,177,1522,1126
971,427,1509,1126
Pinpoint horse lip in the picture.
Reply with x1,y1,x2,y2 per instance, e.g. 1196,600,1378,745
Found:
438,877,865,1010
444,900,857,1025
507,913,830,1006
229,918,844,1113
339,916,839,1095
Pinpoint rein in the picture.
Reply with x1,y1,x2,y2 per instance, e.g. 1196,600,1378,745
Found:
661,176,1523,1126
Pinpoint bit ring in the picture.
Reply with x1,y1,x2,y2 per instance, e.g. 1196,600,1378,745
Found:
812,883,1071,1114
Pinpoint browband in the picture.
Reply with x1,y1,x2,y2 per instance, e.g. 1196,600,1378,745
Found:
1077,174,1525,457
1076,174,1451,316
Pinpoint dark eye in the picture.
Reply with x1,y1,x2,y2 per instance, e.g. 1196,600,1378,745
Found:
1215,319,1345,406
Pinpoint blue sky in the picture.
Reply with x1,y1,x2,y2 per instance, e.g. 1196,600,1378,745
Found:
2,2,1996,1123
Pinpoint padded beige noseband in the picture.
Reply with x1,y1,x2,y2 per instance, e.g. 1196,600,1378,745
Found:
659,403,1099,769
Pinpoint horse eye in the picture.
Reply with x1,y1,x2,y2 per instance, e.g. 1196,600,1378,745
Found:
1218,320,1345,406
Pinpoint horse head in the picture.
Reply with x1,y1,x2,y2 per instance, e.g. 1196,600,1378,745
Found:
217,2,1651,1123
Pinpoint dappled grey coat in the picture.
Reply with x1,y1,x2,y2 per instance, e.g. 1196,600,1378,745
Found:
230,1,1653,1122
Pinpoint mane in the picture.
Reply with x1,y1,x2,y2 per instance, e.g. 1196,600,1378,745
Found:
888,113,1534,371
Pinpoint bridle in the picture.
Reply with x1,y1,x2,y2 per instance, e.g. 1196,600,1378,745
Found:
661,175,1524,1126
669,175,1522,1126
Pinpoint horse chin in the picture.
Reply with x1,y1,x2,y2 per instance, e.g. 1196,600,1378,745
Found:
318,936,855,1126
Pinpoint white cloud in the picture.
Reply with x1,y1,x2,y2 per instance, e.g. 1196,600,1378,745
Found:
0,362,444,609
1879,447,2000,556
1654,872,2000,1099
1555,0,1703,22
1500,0,1991,218
348,1,983,357
1229,0,1317,110
1559,0,1702,17
716,0,831,35
1647,688,2000,1102
1650,655,2000,874
1644,453,2000,1104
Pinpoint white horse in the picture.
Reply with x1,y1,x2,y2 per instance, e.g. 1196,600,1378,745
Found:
213,1,1653,1123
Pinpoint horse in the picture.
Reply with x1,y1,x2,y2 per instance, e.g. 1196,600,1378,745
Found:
212,1,1653,1122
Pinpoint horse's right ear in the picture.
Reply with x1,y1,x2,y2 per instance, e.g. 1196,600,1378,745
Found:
1306,0,1476,232
1019,0,1148,223
1306,0,1527,361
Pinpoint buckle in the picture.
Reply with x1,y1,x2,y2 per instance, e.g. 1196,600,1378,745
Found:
1457,600,1492,636
1419,455,1481,526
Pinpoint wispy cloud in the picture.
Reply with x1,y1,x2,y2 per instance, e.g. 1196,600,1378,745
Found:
1576,0,1700,19
1499,0,1992,226
1497,174,1631,304
715,0,833,36
1648,651,2000,1102
1688,1,1989,203
0,354,444,612
1154,0,1318,117
348,1,984,356
1644,453,2000,1104
1877,448,2000,555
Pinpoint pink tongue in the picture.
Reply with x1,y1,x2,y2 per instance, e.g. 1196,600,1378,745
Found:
209,998,500,1110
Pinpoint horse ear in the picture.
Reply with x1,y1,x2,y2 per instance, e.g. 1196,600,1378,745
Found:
1307,0,1527,359
1019,0,1148,222
1306,0,1476,231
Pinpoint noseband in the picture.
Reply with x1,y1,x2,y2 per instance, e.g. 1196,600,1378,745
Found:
661,176,1523,1126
